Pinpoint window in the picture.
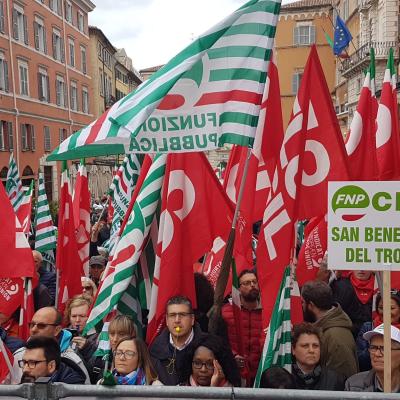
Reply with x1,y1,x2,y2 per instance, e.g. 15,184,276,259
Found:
116,89,125,100
38,67,50,102
80,46,87,74
68,38,75,67
21,124,35,151
49,0,62,16
44,126,51,152
65,2,72,23
34,17,47,53
56,75,66,107
52,28,64,62
343,0,349,21
0,52,9,92
293,25,315,46
77,11,84,32
0,1,5,34
0,121,13,151
292,72,303,94
18,60,29,96
104,74,112,102
70,81,78,111
59,128,67,143
12,5,28,45
82,86,89,113
99,68,104,96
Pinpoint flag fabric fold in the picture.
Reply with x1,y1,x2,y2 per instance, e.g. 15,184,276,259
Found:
333,15,352,56
16,181,34,235
6,153,23,212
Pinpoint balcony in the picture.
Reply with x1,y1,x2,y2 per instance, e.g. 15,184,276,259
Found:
339,41,398,78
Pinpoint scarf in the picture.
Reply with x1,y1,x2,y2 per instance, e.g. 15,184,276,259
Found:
292,363,321,388
373,315,400,330
350,273,375,304
113,368,146,385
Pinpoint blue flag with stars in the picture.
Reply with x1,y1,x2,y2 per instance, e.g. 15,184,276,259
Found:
333,15,352,56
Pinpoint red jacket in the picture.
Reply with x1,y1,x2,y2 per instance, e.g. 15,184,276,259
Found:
221,302,263,382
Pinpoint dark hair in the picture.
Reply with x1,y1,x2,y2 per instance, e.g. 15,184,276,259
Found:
25,336,61,369
376,289,400,313
166,295,193,313
259,366,296,389
194,273,214,332
301,281,333,311
292,323,322,348
189,334,241,387
238,269,257,283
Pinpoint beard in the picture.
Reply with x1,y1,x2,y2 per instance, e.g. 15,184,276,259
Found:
242,288,260,302
20,373,36,384
303,306,317,323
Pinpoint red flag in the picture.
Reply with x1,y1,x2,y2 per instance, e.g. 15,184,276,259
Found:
296,216,327,286
223,57,284,271
72,161,91,276
57,162,84,313
147,153,233,343
256,46,350,327
16,181,34,234
0,181,34,278
0,339,13,384
0,278,24,318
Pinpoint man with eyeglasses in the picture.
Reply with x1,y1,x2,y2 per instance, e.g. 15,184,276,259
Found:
149,295,207,385
345,324,400,392
19,336,85,384
11,307,90,384
221,269,263,386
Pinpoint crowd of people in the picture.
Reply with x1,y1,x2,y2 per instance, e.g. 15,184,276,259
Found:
1,201,399,393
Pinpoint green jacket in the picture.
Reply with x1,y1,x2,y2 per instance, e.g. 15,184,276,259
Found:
315,304,358,379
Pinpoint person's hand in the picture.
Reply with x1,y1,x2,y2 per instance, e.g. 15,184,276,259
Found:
72,336,87,350
234,355,245,369
211,359,225,387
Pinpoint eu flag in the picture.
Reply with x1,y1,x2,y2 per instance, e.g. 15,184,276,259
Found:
333,15,352,56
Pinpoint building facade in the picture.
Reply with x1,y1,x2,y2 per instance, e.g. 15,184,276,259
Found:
0,0,95,200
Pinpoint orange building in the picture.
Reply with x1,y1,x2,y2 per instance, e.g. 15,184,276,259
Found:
275,0,336,126
0,0,95,200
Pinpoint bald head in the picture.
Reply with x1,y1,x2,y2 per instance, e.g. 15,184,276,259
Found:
30,307,62,338
32,250,43,271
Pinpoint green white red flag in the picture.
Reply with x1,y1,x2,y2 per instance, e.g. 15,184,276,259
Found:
375,48,400,180
16,181,34,234
6,153,23,212
48,0,281,160
345,48,379,180
256,46,350,326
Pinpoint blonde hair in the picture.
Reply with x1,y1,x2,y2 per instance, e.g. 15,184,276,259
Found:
63,295,91,326
81,277,97,296
108,315,136,337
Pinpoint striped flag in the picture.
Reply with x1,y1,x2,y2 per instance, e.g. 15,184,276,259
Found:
83,154,167,336
19,278,34,341
34,170,57,252
48,0,282,160
6,153,23,211
16,181,34,234
254,266,292,387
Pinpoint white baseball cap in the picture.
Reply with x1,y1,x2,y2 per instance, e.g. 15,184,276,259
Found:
363,323,400,344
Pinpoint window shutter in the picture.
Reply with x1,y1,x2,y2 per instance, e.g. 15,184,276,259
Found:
61,38,65,62
57,0,62,15
310,26,316,44
293,26,299,45
12,9,18,40
64,84,67,107
49,0,53,11
0,2,5,33
34,22,39,50
46,75,50,102
21,124,27,150
3,60,8,92
0,123,4,150
31,125,36,151
52,33,56,59
7,122,13,150
38,72,43,99
55,80,59,106
23,15,28,45
292,74,298,94
43,26,47,54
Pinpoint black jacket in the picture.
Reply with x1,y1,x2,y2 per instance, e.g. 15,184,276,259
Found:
149,324,207,386
39,268,56,303
293,365,345,391
49,359,87,384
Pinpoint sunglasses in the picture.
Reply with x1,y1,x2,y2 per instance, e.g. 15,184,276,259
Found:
28,322,58,330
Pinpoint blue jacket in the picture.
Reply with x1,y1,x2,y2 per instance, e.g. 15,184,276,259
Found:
0,327,24,353
50,359,86,384
39,267,56,303
356,321,373,372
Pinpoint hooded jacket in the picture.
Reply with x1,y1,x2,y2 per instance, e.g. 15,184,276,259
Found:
315,303,358,379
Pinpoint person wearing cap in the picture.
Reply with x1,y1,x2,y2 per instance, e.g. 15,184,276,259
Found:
89,255,107,286
345,324,400,392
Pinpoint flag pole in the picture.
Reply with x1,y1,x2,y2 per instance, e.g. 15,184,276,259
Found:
383,270,392,392
208,147,252,334
0,337,14,382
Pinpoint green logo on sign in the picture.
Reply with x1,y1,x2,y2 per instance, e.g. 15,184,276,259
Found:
332,185,370,221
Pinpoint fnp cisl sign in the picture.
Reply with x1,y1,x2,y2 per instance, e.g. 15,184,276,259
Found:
328,181,400,271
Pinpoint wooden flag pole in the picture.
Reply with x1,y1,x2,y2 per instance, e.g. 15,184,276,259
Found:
383,270,391,393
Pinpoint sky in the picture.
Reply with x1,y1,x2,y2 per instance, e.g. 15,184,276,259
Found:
89,0,264,71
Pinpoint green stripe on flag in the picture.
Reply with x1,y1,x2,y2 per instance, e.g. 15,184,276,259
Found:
208,46,272,60
220,112,259,127
210,68,267,83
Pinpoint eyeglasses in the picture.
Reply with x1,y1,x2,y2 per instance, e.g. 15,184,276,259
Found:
239,279,258,287
166,312,193,319
192,360,214,371
369,345,400,354
28,322,58,330
113,350,137,360
18,360,48,369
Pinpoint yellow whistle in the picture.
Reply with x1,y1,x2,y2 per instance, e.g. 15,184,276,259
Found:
175,326,181,333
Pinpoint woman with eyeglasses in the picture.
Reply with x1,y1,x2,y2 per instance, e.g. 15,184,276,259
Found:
100,337,161,385
356,289,400,371
183,334,241,387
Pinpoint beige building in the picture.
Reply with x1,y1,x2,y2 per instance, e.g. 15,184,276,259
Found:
275,0,336,126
